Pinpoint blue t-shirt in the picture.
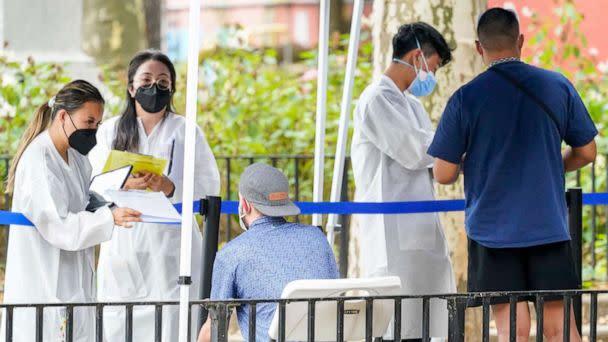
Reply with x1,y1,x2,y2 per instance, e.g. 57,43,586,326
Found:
427,61,597,248
210,216,339,341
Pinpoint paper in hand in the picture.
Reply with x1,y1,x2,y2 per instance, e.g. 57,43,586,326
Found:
105,190,182,224
103,150,167,176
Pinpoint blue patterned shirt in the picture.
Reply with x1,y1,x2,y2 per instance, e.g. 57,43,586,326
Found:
210,216,339,341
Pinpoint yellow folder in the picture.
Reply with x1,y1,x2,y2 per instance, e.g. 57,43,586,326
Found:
102,150,168,176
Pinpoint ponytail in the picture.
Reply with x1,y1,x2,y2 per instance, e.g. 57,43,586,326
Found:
6,102,54,194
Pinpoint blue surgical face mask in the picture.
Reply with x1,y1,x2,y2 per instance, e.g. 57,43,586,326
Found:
392,39,437,97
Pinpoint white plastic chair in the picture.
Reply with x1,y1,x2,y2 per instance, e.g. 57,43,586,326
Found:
268,276,402,341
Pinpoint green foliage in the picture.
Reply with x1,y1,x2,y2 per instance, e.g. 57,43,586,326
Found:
0,57,71,156
525,0,608,284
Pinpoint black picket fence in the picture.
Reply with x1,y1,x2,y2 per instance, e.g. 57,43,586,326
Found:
0,290,602,342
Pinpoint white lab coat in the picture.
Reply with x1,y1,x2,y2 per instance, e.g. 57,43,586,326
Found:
88,112,220,341
1,131,115,342
351,75,456,339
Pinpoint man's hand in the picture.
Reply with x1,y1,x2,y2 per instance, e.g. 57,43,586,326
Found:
433,158,461,184
563,139,596,172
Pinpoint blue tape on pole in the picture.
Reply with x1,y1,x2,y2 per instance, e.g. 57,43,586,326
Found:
1,192,608,227
174,201,201,214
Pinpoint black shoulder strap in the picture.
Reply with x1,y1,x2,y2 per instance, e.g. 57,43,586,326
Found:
489,66,562,137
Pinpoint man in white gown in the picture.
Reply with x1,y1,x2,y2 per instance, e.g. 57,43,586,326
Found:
351,22,456,341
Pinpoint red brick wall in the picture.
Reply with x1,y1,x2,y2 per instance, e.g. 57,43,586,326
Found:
487,0,607,63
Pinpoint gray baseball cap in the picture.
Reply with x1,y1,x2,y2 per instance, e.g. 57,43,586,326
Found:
238,163,300,217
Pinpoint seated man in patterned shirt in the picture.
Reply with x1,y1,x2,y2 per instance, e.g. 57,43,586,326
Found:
198,163,339,342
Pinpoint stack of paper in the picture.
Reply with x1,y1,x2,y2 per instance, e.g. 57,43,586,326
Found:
105,190,182,224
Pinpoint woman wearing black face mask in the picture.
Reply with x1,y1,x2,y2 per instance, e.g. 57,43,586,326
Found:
1,80,141,342
88,50,220,341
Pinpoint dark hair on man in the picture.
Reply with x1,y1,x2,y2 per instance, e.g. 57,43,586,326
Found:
477,8,520,52
392,22,453,66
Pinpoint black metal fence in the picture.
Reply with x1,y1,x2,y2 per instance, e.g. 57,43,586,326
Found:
203,290,602,342
0,290,603,342
571,158,608,282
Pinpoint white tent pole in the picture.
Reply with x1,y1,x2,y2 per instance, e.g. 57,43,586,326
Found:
326,0,364,244
312,0,331,227
178,0,201,340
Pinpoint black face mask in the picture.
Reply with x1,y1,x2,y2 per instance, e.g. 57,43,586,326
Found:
134,84,172,113
63,114,97,155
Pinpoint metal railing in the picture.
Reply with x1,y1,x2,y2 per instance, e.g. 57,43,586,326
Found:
571,158,608,281
1,290,601,342
202,290,603,342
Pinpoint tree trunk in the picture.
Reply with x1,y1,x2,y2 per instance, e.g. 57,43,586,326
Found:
143,0,162,49
81,0,146,70
357,0,487,340
330,0,345,34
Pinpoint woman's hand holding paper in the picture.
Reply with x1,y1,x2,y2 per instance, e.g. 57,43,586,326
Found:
122,172,175,197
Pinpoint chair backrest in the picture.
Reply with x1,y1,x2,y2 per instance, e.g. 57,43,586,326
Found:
267,276,401,341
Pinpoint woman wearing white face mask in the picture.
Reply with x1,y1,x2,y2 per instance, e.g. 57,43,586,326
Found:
1,80,141,342
351,23,456,341
88,50,220,341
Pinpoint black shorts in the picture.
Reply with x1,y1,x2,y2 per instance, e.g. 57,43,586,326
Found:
467,239,579,305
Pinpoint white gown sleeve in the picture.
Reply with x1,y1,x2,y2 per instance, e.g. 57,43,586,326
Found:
359,93,435,170
20,163,114,251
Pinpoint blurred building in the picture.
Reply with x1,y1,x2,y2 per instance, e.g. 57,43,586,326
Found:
0,0,104,89
164,0,607,69
488,0,607,62
164,0,373,61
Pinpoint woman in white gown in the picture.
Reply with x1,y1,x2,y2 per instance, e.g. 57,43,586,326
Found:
88,50,220,341
1,80,141,342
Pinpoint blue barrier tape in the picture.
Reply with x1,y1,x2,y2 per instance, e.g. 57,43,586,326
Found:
583,192,608,205
218,200,466,215
1,192,608,227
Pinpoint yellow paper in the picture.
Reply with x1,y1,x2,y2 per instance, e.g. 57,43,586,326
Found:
102,150,168,176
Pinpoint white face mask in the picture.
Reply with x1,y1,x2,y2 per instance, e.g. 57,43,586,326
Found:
238,201,249,231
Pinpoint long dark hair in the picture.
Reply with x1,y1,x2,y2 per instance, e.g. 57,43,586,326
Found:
6,80,104,193
112,50,177,152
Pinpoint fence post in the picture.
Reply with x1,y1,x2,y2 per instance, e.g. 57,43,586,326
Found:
338,158,350,277
199,196,222,328
447,298,466,342
208,303,231,342
566,187,583,333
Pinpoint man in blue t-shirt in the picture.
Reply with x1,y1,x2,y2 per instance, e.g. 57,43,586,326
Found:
427,8,597,342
